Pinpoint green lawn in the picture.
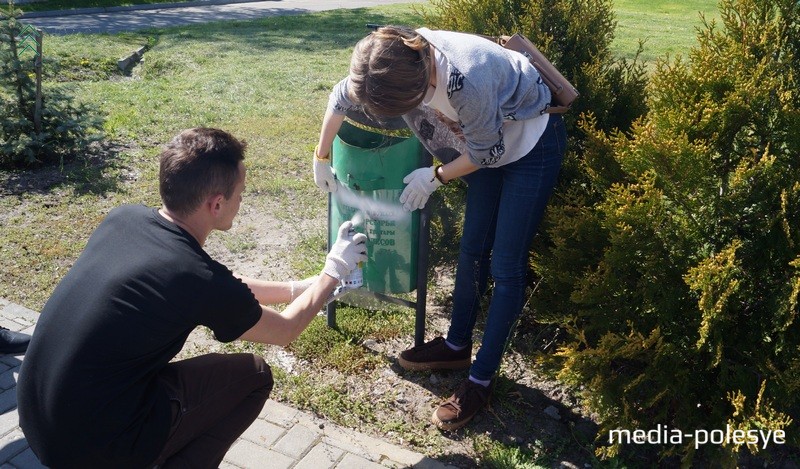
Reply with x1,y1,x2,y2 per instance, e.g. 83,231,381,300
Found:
0,1,726,466
2,7,407,307
611,0,719,63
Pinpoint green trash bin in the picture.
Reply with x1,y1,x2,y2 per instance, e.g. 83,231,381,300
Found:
329,120,423,294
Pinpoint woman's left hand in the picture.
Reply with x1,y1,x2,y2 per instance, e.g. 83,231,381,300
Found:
400,166,442,211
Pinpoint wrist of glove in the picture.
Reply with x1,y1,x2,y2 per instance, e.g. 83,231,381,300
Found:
289,275,319,302
399,165,442,212
312,146,338,193
323,221,368,280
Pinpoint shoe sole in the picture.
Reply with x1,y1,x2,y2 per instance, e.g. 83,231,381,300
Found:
430,408,474,431
397,356,470,371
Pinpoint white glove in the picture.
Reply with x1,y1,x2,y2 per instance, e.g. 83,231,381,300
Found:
289,275,319,302
323,221,367,280
313,154,338,193
399,166,442,211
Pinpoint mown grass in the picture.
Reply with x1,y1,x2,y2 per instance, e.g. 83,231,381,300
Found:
42,32,157,81
1,1,720,466
611,0,719,64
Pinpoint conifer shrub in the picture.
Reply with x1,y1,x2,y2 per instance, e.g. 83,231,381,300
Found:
0,7,102,168
531,0,800,464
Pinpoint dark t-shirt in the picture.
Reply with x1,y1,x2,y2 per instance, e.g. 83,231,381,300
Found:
17,205,262,468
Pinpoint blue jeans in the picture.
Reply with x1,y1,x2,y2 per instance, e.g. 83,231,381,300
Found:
446,114,567,381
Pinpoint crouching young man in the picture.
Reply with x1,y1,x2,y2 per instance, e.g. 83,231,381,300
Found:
17,128,366,468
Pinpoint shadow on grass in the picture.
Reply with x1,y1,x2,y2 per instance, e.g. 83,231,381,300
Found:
302,318,597,467
393,362,598,468
138,7,423,56
0,141,132,197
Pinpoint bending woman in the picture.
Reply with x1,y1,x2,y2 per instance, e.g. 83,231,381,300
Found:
313,25,567,431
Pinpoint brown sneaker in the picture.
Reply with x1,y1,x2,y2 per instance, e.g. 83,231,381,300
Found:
431,379,491,431
397,336,471,371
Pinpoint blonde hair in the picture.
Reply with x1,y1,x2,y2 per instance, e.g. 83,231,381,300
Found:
348,26,431,118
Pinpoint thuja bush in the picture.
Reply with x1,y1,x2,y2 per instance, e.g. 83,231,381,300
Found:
0,7,102,168
531,0,800,464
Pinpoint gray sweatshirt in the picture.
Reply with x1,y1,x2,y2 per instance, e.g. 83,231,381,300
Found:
328,28,552,167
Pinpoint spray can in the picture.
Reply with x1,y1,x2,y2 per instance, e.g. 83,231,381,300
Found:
341,261,363,289
341,225,364,289
325,245,362,305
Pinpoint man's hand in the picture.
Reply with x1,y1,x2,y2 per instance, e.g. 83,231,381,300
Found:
399,166,442,211
323,221,367,280
313,149,338,193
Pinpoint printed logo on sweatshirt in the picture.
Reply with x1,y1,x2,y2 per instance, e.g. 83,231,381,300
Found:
447,69,464,98
481,130,505,165
333,102,350,113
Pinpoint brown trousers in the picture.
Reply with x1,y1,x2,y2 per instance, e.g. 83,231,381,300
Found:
152,353,273,468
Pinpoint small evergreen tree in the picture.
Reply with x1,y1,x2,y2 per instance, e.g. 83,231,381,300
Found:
0,3,102,168
533,0,799,464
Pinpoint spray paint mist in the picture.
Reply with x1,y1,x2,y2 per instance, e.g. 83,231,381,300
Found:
333,186,408,224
